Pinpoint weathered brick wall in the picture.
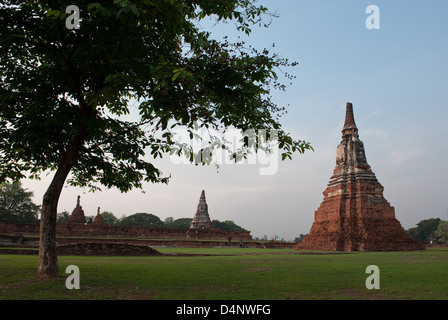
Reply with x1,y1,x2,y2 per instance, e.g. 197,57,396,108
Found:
56,242,162,256
0,222,252,241
0,222,40,234
0,233,292,253
0,239,161,256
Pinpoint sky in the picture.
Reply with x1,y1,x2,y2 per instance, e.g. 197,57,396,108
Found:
22,0,448,241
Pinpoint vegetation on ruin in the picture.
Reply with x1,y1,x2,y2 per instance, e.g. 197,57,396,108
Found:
0,248,447,300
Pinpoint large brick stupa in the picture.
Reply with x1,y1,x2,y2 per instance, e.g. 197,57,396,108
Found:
294,103,424,251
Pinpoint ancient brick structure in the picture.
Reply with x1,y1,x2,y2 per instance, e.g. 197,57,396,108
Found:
92,207,104,225
0,190,252,243
294,103,424,251
0,233,289,256
67,195,86,224
0,221,252,241
56,242,162,256
190,190,213,229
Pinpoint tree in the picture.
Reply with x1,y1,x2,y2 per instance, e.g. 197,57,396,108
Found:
101,211,118,225
56,210,70,223
164,217,174,225
118,213,163,228
294,234,307,243
0,1,312,279
164,218,193,229
0,181,40,224
434,221,448,244
406,218,441,243
212,219,247,232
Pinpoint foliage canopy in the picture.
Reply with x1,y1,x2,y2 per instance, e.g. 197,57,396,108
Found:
117,212,164,227
0,0,312,192
406,218,441,243
0,181,40,224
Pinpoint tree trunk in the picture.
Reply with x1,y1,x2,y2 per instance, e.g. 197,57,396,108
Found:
37,166,72,279
37,138,84,280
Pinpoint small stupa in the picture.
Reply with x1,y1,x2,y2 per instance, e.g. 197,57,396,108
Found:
67,195,87,224
190,190,213,229
92,207,104,225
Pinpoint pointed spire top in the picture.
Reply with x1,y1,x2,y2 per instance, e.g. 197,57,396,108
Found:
200,190,206,200
342,102,358,137
76,195,81,207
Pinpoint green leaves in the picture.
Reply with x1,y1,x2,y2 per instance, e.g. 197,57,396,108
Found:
0,181,40,224
172,68,193,82
114,0,140,17
46,9,65,19
0,0,312,194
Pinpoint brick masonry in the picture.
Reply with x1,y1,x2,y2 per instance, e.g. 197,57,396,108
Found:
294,103,424,252
0,232,291,256
0,221,252,241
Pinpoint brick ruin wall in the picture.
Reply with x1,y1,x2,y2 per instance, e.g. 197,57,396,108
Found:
0,222,252,241
0,233,291,254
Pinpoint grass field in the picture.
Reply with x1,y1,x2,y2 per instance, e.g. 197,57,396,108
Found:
0,247,447,300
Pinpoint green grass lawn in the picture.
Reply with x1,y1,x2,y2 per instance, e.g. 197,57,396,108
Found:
0,248,447,300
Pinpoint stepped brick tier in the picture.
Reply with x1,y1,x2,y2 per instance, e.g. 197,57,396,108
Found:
190,190,213,229
294,103,424,252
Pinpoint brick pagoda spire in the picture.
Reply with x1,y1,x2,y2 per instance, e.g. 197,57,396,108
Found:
190,190,213,229
67,195,87,224
93,207,104,225
294,103,424,251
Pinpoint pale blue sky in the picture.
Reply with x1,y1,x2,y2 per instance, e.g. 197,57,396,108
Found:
24,1,448,240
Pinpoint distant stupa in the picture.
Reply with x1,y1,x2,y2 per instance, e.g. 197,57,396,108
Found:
190,190,213,229
92,207,104,225
67,195,87,224
294,103,424,251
